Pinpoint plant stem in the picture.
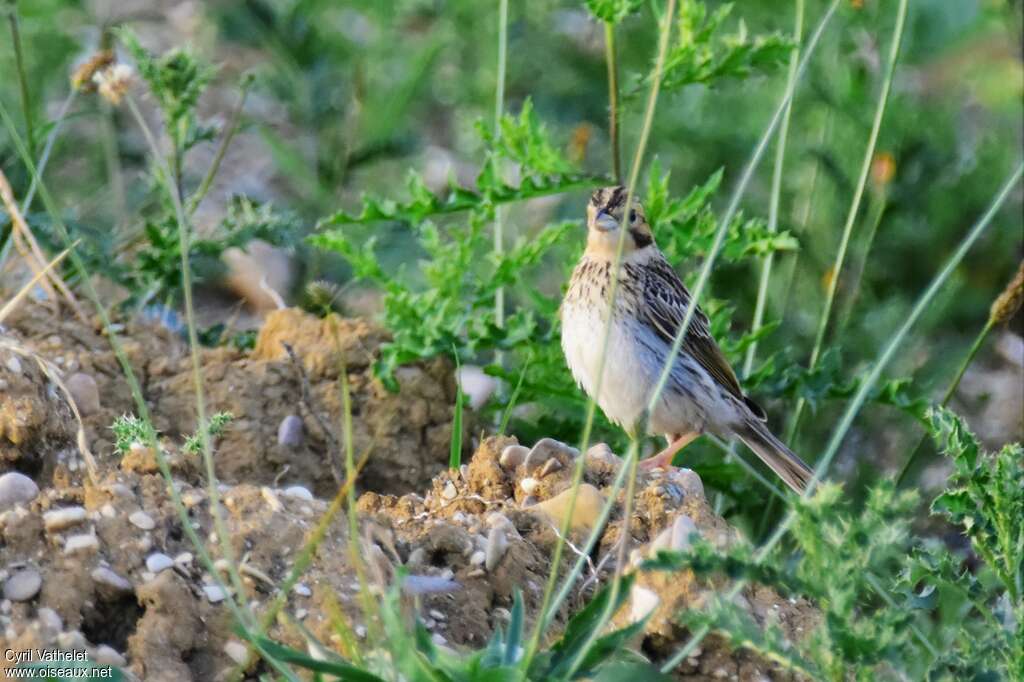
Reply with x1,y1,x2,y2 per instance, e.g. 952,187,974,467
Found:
525,0,677,671
895,317,994,486
188,77,253,216
836,188,887,334
786,0,909,443
493,0,509,336
7,8,36,160
661,159,1024,674
604,21,621,184
743,0,805,379
125,94,253,625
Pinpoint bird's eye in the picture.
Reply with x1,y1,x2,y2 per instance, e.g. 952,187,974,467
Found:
629,209,637,223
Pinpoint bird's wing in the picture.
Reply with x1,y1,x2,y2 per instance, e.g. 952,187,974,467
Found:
639,256,746,404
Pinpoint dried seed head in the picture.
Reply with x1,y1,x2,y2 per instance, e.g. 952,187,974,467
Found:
94,64,135,106
990,260,1024,325
71,51,115,91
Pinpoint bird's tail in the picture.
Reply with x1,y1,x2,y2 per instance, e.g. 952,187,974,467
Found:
735,420,814,495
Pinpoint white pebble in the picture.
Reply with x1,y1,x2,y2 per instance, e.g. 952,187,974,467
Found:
670,515,699,552
43,506,87,531
66,373,101,416
261,487,283,512
93,645,126,667
441,480,458,500
277,415,304,448
129,511,156,530
91,567,132,593
174,552,193,567
499,444,529,469
519,477,539,494
293,583,312,597
282,486,313,501
204,584,228,603
0,472,39,510
3,569,41,601
630,584,660,622
64,533,99,554
5,356,22,374
145,553,174,573
469,550,486,566
224,640,249,665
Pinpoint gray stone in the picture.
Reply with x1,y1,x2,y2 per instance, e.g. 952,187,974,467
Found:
3,569,41,601
277,415,304,448
0,472,39,510
66,373,101,416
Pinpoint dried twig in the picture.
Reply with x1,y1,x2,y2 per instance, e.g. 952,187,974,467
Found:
281,341,344,485
0,168,87,322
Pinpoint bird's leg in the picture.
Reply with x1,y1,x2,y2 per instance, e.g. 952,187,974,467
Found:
639,432,699,471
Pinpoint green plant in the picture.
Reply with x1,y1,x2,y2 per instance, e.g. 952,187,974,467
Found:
183,411,235,455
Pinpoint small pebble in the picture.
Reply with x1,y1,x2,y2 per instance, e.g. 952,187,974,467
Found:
429,609,446,621
670,515,699,552
431,632,447,646
261,487,283,512
441,480,458,501
145,553,174,573
129,510,156,531
499,445,529,469
66,373,101,416
524,438,578,472
100,504,117,519
0,472,39,510
485,527,508,571
282,485,313,502
538,458,563,478
174,552,193,567
64,533,99,554
519,477,539,495
294,583,312,597
469,550,485,566
37,607,62,633
455,365,498,409
3,569,41,602
671,468,705,500
203,584,228,603
224,640,249,665
93,645,126,667
5,355,22,374
43,506,87,531
91,567,132,593
630,584,660,622
277,415,304,448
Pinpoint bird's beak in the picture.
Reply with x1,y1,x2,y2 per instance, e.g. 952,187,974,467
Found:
594,210,619,232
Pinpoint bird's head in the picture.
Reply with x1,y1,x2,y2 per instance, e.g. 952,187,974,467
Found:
585,185,655,258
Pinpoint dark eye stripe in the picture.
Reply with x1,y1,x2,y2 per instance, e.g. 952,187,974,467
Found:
629,227,653,248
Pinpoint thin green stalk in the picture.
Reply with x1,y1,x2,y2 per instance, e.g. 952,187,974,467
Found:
660,159,1023,673
99,100,128,229
493,0,509,334
7,8,36,159
895,317,994,486
742,0,805,378
524,0,677,669
604,21,621,183
0,89,77,272
187,76,253,216
0,99,297,680
787,0,909,442
836,188,887,334
643,0,841,448
125,94,252,622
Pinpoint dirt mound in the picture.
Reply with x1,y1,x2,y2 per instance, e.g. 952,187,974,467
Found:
1,308,816,680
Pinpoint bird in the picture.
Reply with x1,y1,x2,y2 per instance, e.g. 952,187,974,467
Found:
560,185,813,494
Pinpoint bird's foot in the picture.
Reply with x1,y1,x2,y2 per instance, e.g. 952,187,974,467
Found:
638,448,678,472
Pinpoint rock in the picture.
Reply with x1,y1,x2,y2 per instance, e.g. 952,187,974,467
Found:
129,510,156,531
203,584,228,603
146,553,174,573
91,566,132,593
584,443,621,472
224,640,249,665
5,355,22,374
670,468,705,501
3,568,41,601
538,458,563,478
277,415,304,448
0,472,39,510
533,484,606,532
293,583,312,597
670,515,699,551
65,372,101,416
64,533,99,554
37,607,62,633
456,365,499,410
519,477,539,495
282,485,313,502
630,584,660,623
441,480,458,500
499,444,529,469
43,506,87,531
93,645,126,667
484,527,508,571
524,438,578,472
470,550,486,566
